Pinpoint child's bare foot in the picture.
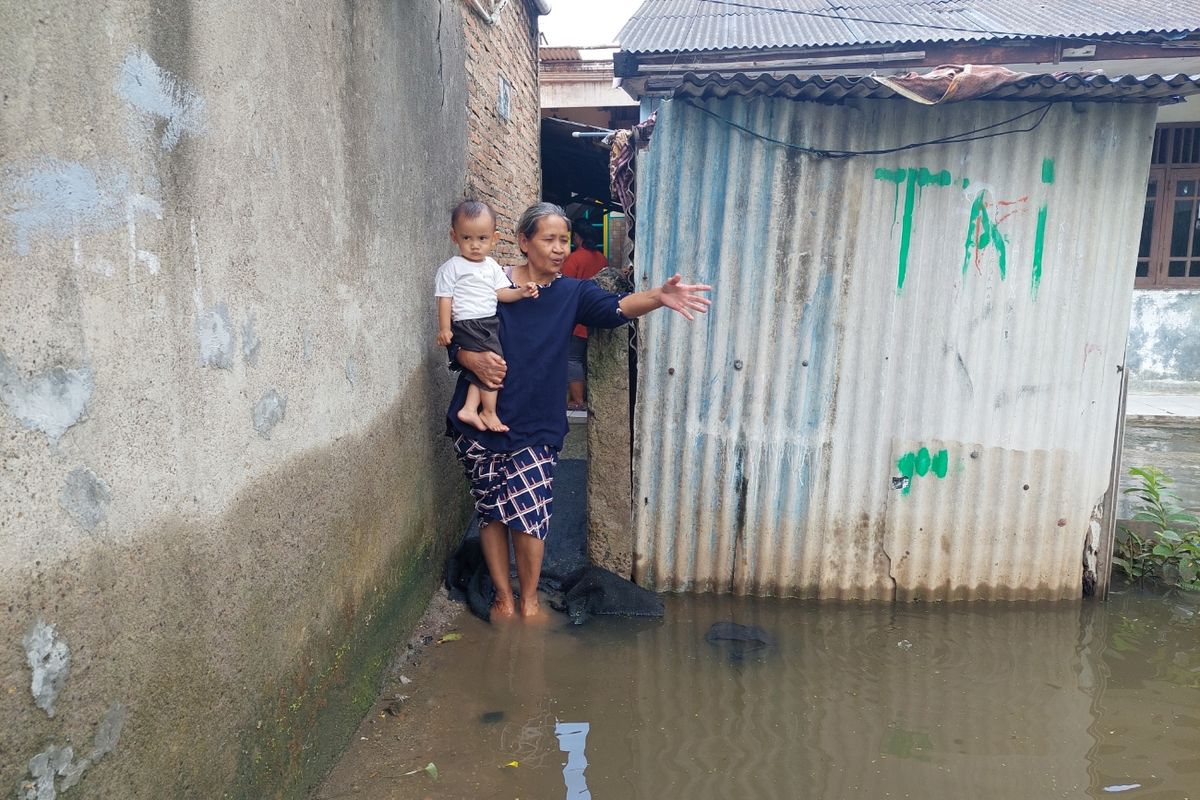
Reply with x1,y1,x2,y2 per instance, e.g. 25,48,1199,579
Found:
479,409,509,433
458,406,487,431
491,596,517,621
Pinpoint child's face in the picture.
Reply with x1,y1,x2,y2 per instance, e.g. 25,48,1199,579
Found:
450,214,499,262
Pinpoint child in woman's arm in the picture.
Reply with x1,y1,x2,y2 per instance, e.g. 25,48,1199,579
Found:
434,200,537,432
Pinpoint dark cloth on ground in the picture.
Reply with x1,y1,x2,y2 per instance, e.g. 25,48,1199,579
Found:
555,565,665,625
705,621,776,662
444,530,664,626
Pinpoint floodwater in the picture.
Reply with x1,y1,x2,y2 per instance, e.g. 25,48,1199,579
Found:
1120,421,1200,515
317,588,1200,800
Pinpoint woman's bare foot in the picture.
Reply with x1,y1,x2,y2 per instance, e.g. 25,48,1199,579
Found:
458,406,487,431
491,595,517,621
479,409,509,432
519,596,550,623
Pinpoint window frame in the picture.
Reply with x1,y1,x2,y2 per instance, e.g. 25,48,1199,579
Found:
1137,124,1200,289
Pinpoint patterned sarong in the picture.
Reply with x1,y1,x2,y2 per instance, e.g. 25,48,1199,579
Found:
453,435,557,540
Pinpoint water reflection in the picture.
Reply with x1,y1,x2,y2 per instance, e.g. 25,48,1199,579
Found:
320,590,1200,799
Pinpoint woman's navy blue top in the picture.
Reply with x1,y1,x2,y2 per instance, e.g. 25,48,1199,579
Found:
446,275,626,452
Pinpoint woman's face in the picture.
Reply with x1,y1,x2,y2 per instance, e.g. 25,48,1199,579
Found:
520,215,570,272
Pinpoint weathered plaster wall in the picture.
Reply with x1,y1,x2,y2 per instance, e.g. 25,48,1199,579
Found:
1127,290,1200,392
1,2,471,797
586,327,634,577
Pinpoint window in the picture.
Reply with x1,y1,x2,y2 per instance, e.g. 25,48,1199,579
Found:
497,74,512,122
1137,125,1200,288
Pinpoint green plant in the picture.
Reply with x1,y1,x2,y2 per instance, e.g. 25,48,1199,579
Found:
1117,466,1200,592
1112,522,1153,583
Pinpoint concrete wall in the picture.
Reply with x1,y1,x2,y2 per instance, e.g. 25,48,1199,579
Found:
461,0,541,263
0,2,472,797
1127,290,1200,392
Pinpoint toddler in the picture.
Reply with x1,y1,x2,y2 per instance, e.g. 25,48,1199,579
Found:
435,200,538,432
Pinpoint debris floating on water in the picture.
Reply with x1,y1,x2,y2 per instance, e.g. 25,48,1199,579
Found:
705,621,775,662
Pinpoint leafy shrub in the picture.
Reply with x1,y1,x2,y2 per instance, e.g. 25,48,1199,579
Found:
1115,466,1200,591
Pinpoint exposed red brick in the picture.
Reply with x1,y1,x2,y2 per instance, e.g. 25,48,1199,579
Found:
460,0,541,264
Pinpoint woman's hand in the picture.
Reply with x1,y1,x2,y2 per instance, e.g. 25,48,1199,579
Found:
457,349,507,389
658,274,712,321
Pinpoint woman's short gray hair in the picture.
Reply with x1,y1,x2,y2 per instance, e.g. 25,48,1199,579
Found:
516,202,569,253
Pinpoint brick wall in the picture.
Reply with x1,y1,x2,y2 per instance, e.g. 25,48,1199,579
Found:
460,0,541,265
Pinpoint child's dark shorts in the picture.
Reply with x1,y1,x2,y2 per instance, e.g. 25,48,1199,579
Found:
452,315,503,389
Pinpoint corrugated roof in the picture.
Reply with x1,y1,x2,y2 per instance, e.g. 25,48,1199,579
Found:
618,0,1200,53
541,46,583,61
665,71,1200,103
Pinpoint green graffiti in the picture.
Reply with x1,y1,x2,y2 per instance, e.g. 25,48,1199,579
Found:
897,447,950,495
1032,205,1048,298
875,167,904,225
1031,158,1053,299
874,167,953,292
961,191,1007,279
877,159,1053,296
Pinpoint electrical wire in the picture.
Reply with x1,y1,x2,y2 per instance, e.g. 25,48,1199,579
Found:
694,0,1184,47
679,97,1053,158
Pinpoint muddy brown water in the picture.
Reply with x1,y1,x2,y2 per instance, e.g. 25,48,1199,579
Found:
316,589,1200,800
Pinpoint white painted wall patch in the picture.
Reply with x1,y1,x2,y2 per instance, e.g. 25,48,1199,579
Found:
116,50,207,152
242,314,262,367
59,466,113,531
0,352,94,445
23,621,71,717
253,389,287,439
3,160,129,256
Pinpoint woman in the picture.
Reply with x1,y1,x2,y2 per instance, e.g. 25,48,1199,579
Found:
450,202,710,620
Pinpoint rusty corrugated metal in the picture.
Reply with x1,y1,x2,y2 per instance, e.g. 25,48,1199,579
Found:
661,71,1200,104
539,46,582,61
618,0,1200,54
631,92,1157,599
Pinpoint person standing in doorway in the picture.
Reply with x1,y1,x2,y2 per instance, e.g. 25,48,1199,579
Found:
560,223,608,412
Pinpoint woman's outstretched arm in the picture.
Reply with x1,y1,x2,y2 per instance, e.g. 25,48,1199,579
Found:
618,274,712,321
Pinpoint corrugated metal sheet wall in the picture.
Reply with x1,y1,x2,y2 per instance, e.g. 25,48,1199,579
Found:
631,94,1157,600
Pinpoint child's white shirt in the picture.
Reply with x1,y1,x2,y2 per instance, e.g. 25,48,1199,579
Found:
434,256,511,321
